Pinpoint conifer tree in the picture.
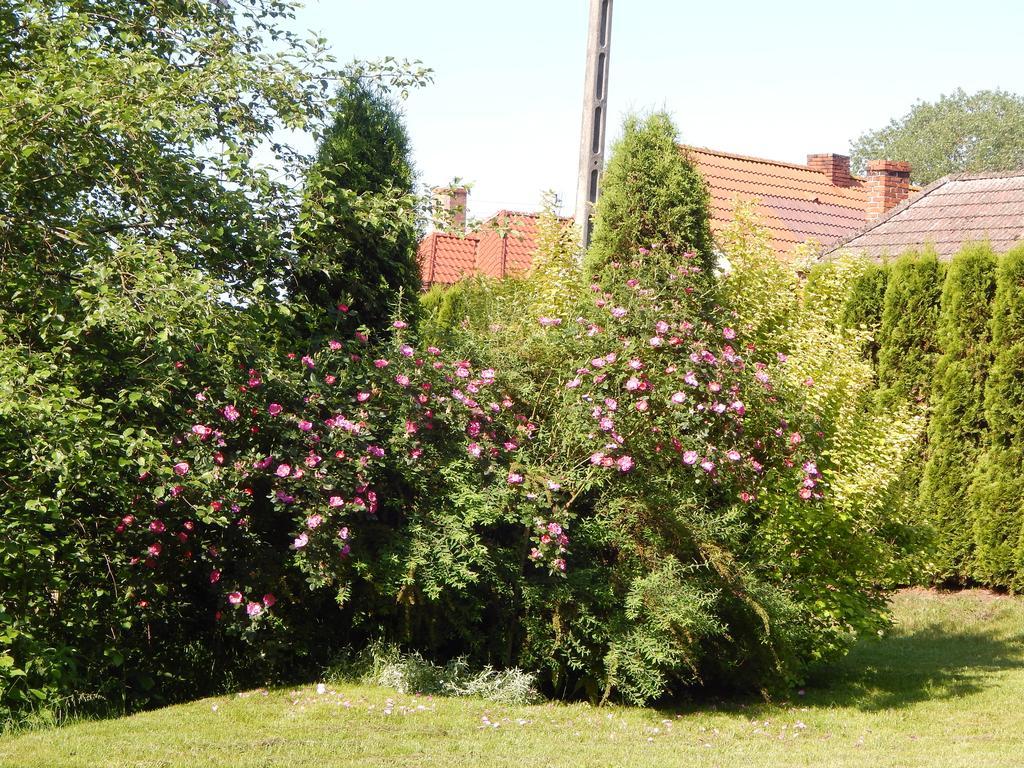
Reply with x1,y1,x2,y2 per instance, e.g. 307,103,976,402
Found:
876,250,944,409
586,113,714,285
919,244,997,580
294,77,420,338
969,244,1024,587
841,262,889,367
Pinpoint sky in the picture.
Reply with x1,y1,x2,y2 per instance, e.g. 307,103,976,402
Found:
291,0,1024,221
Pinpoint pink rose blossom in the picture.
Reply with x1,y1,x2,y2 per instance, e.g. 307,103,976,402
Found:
246,601,263,618
616,455,635,473
298,420,313,432
210,570,221,584
301,355,315,369
307,514,323,529
275,464,291,478
222,404,240,422
293,533,308,549
227,592,243,605
682,451,699,466
262,593,276,608
173,462,190,476
268,403,283,416
149,519,166,533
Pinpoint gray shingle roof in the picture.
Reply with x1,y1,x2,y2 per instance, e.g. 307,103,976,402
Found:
825,170,1024,259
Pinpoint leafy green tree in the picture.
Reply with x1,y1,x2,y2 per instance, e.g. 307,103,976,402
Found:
295,77,421,337
919,245,997,581
0,0,426,717
850,89,1024,186
586,113,714,283
969,244,1024,587
877,251,944,409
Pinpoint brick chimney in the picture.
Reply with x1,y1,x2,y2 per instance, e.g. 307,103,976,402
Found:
432,185,468,233
865,160,912,223
807,153,854,187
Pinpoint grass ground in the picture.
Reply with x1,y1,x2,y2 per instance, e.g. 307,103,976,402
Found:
2,589,1023,767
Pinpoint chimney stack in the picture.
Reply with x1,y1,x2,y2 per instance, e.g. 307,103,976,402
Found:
865,160,912,223
432,185,469,233
807,153,853,187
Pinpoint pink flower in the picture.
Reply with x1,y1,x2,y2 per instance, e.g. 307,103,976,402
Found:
329,496,344,508
209,570,221,584
268,403,283,416
611,307,627,318
191,424,212,438
625,376,642,391
790,432,803,446
599,417,614,431
147,542,162,557
683,372,699,387
222,404,240,422
301,355,315,369
799,487,813,500
338,527,350,540
655,320,669,334
616,455,635,473
700,460,716,474
507,472,524,485
649,336,663,348
467,442,483,458
149,519,166,533
328,339,342,351
538,317,562,327
293,533,308,549
731,400,745,415
635,399,649,413
275,463,291,478
246,601,263,618
671,392,686,405
173,462,189,476
682,450,699,466
298,420,313,432
395,374,410,387
227,591,243,605
723,327,736,340
307,514,323,529
305,453,322,467
374,359,389,368
427,346,441,356
726,449,742,462
262,593,276,608
803,377,815,388
357,391,371,402
399,344,414,357
590,451,605,466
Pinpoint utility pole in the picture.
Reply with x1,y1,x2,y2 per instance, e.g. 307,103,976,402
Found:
575,0,613,250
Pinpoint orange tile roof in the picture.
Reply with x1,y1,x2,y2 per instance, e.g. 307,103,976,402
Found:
684,146,872,255
417,231,479,286
418,211,547,287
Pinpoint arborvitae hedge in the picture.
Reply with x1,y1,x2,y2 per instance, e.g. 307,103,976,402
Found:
919,244,997,581
586,112,714,282
877,250,944,409
841,262,889,366
969,243,1024,587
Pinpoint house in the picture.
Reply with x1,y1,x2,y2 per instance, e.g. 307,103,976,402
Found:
685,148,914,258
418,186,551,288
825,170,1024,259
418,148,915,285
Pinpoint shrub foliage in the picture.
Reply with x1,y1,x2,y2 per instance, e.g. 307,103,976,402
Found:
920,245,997,581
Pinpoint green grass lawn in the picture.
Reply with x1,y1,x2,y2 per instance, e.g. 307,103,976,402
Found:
3,589,1024,767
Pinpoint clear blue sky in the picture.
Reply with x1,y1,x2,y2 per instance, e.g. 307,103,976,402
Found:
292,0,1024,220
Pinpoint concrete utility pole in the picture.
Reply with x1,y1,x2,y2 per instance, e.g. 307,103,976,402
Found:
575,0,613,249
